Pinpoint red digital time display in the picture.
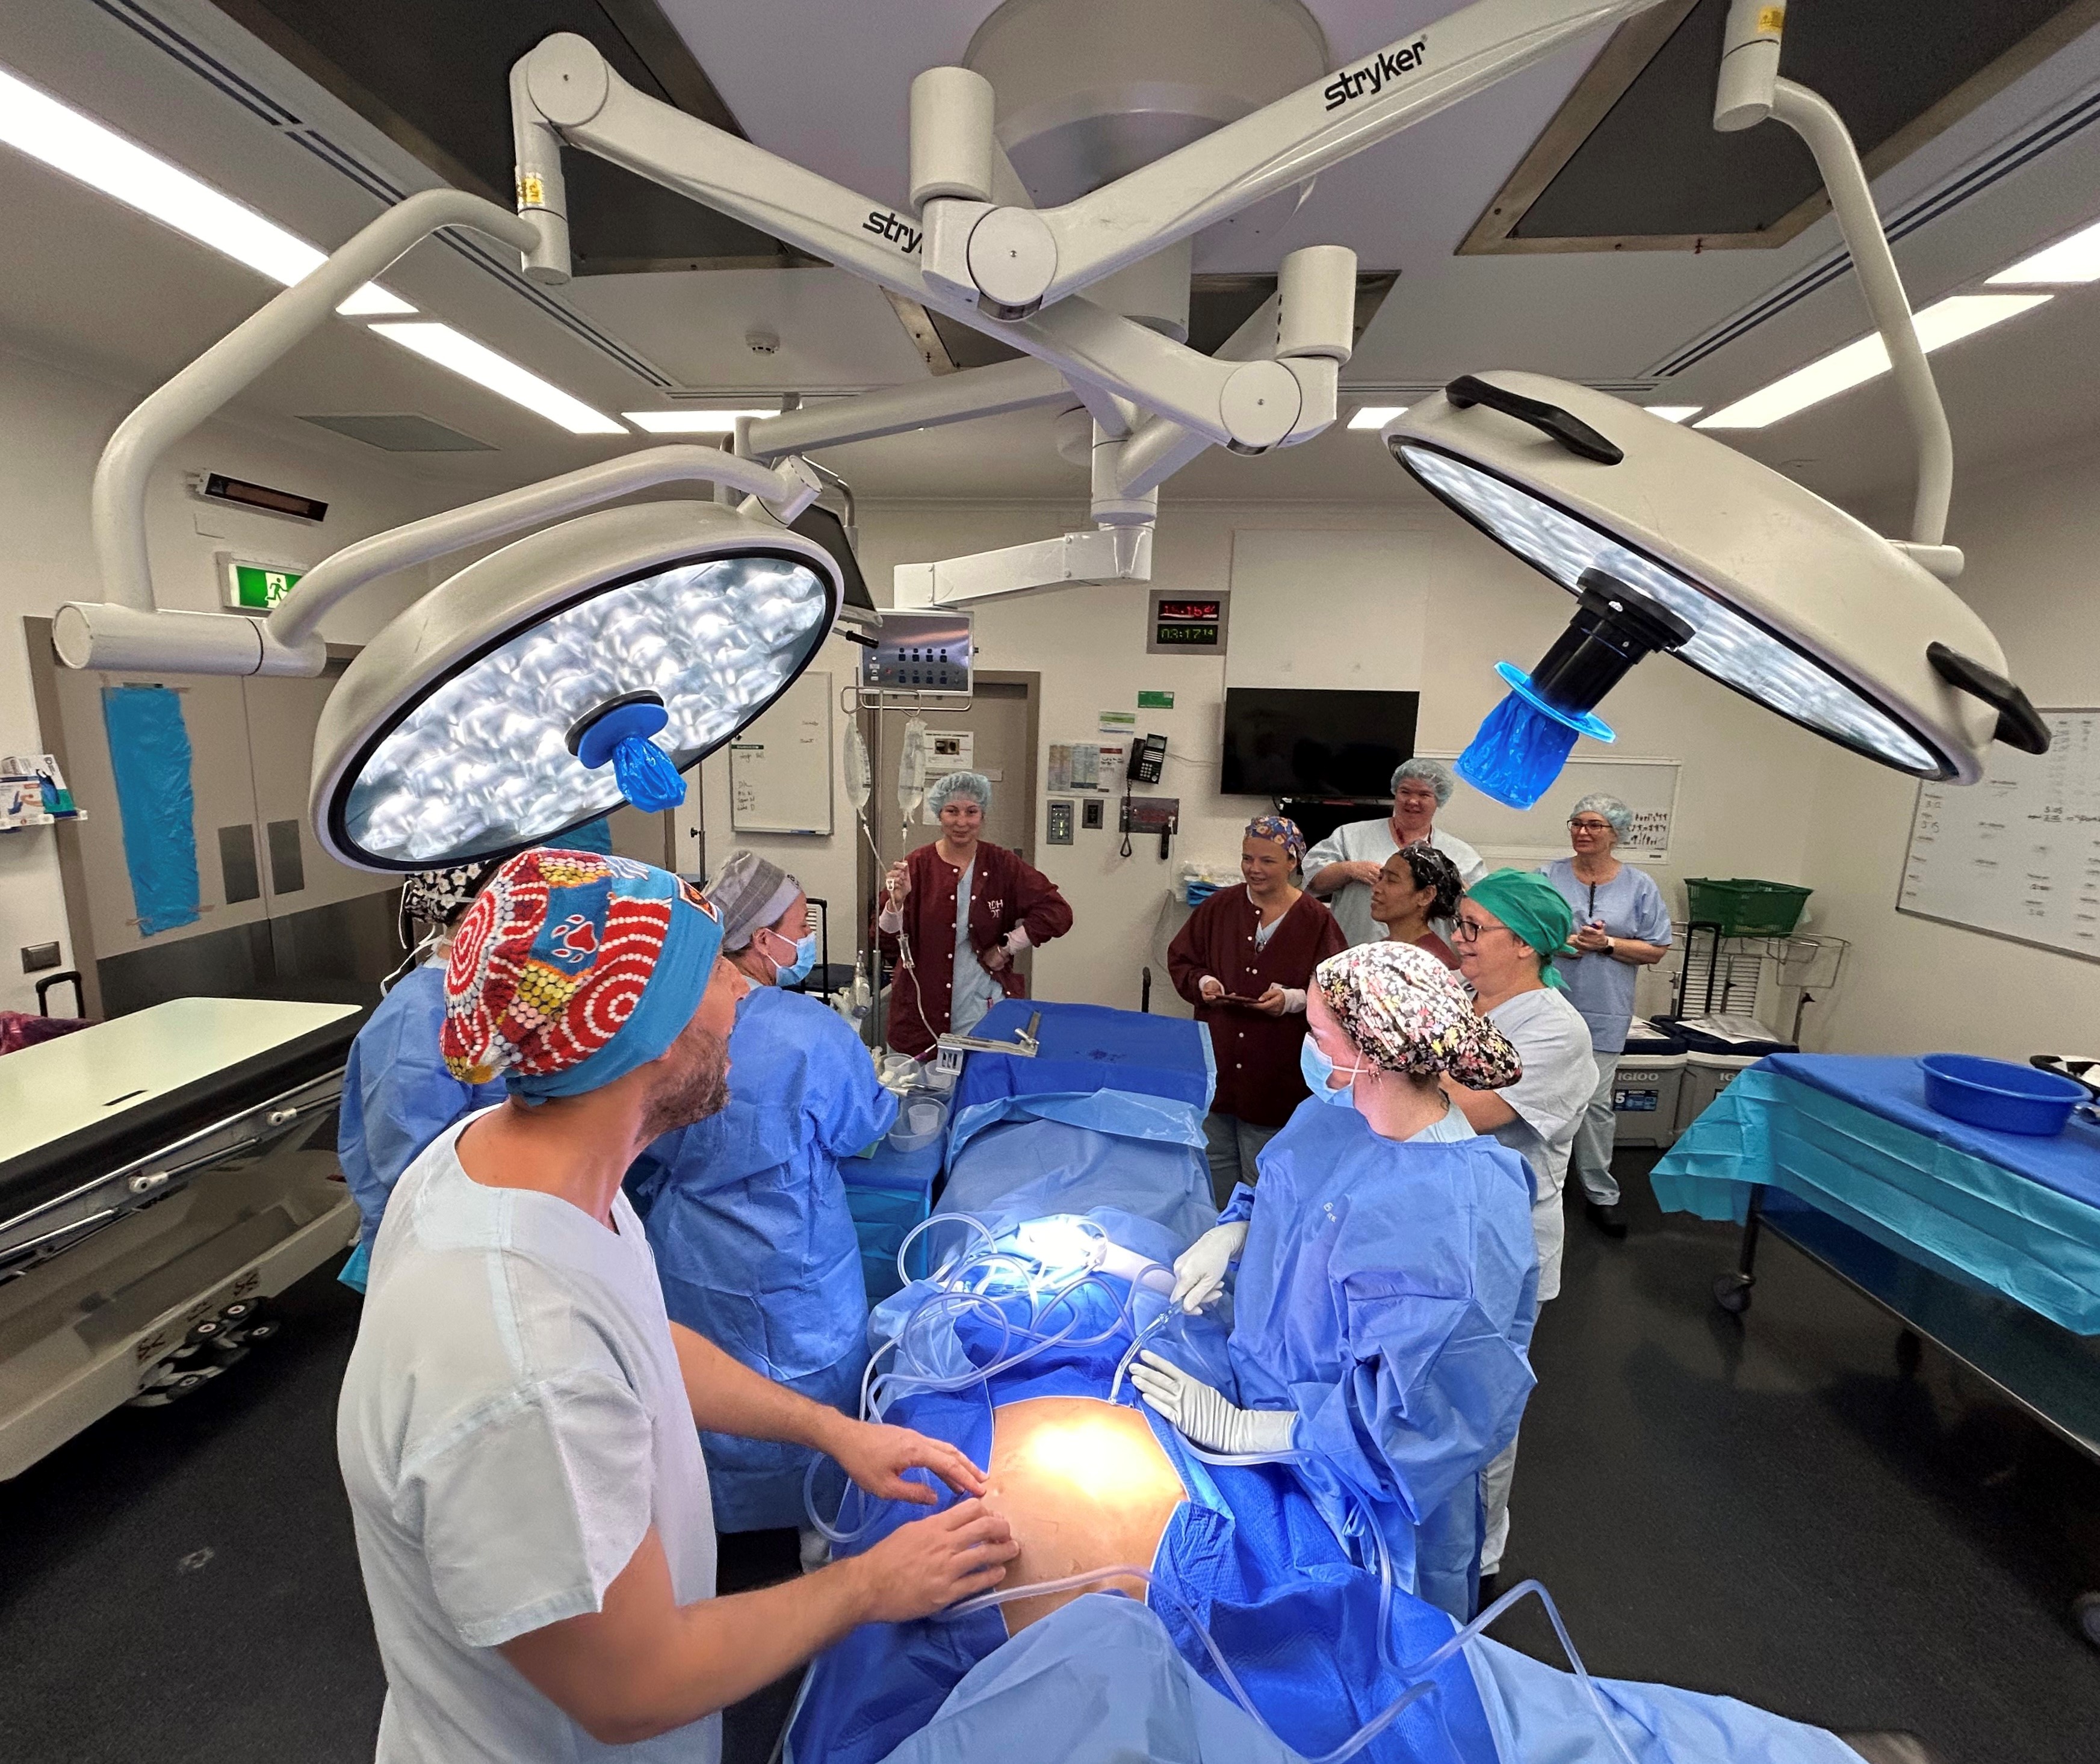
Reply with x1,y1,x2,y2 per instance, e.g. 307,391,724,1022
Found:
1154,598,1222,621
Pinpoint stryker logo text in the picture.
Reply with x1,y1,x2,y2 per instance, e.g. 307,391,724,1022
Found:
1323,38,1428,110
864,209,921,253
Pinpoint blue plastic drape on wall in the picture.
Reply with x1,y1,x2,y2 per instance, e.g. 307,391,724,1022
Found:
101,684,200,937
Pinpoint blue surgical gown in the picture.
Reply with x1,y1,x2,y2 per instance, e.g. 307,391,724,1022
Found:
627,985,897,1531
336,962,504,1285
1222,1101,1540,1620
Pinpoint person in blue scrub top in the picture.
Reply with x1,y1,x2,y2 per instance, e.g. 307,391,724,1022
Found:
1131,939,1540,1620
626,850,898,1549
1541,794,1673,1237
335,859,505,1292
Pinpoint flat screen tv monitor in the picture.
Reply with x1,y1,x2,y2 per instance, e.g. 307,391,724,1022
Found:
1220,687,1420,799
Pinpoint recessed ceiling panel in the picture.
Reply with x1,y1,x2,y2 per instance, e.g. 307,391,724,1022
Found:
1466,0,2098,252
211,0,799,271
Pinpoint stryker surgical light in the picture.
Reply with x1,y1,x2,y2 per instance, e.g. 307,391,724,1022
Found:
1389,377,2045,799
1383,0,2048,806
308,500,837,870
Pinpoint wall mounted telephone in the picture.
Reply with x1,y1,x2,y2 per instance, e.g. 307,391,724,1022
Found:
1130,732,1167,785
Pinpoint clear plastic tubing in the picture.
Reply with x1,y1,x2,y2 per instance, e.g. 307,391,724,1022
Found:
941,1569,1646,1764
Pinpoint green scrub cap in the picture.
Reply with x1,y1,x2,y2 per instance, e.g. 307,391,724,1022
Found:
1464,868,1578,989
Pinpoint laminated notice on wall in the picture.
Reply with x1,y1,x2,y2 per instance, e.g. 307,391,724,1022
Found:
1070,743,1101,789
1047,745,1073,792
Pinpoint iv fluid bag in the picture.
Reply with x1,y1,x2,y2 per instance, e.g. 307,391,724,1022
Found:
844,721,872,815
898,718,928,824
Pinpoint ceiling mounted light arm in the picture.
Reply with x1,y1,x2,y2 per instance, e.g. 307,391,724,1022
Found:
1711,0,1955,562
510,36,1304,453
60,189,537,679
265,446,820,651
741,359,1075,462
914,0,1660,318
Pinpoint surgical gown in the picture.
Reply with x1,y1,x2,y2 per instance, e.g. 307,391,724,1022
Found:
336,962,505,1280
1223,1101,1540,1619
625,985,897,1530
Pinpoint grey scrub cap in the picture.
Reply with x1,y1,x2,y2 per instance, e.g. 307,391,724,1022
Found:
1569,793,1633,837
1390,757,1455,806
927,770,993,815
705,849,804,950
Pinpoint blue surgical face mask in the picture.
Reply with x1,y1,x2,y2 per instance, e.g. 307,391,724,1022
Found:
1300,1035,1363,1106
774,932,817,988
758,927,817,988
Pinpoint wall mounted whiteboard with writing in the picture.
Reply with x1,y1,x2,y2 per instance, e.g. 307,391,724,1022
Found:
1898,709,2100,963
728,670,833,836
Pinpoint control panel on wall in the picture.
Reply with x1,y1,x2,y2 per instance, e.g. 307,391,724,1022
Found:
861,609,974,696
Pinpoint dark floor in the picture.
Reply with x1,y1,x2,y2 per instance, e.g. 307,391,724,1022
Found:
3,1155,2096,1763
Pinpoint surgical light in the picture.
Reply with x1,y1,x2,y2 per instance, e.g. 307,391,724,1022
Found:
1696,294,2049,430
1389,373,2043,794
369,322,625,435
1348,405,1409,430
1988,215,2100,285
310,500,837,870
0,64,409,317
625,409,781,433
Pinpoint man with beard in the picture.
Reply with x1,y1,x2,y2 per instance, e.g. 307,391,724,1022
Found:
338,849,1014,1764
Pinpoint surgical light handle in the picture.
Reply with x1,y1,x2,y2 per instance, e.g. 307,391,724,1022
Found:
1712,0,1954,553
266,447,819,649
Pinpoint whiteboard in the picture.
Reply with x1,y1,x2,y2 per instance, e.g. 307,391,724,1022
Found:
1897,708,2100,963
1423,754,1681,861
728,670,833,835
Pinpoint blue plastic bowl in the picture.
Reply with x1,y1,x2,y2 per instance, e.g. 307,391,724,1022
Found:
1918,1053,2086,1137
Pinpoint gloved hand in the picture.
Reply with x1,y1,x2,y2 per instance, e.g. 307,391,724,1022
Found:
1170,1221,1248,1313
1129,1352,1298,1456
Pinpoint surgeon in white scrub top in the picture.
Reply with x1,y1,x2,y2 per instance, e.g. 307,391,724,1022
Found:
1439,868,1594,1598
1304,758,1487,947
338,849,1015,1763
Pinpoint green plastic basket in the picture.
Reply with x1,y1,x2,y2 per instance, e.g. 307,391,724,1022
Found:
1683,877,1812,938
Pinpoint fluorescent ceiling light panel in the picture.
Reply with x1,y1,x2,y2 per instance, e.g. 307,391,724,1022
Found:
624,409,781,433
1698,294,2051,429
371,323,625,435
1643,405,1701,423
0,64,410,316
1347,405,1409,430
1988,215,2100,285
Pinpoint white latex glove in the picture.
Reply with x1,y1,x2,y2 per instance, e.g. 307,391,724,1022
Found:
1197,975,1225,1001
1130,1352,1298,1456
1170,1221,1248,1313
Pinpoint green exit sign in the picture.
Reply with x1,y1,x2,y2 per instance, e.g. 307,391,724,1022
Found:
220,556,303,611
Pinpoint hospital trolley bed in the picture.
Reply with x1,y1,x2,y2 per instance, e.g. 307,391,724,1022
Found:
0,997,363,1479
1654,1052,2100,1645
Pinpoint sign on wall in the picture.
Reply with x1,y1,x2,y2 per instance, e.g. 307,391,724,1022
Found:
217,552,304,613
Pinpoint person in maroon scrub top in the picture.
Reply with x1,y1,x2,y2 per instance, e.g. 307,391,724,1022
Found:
876,771,1074,1062
1168,815,1346,1207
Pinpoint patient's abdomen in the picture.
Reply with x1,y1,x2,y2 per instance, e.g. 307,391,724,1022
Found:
983,1396,1188,1635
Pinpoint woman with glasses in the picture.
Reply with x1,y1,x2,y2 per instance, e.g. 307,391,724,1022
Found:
1168,815,1346,1205
1369,841,1463,968
1439,868,1597,1597
1541,794,1674,1239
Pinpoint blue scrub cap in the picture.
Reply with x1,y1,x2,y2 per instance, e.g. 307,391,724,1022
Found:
928,770,993,815
1390,758,1454,805
1568,793,1633,837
